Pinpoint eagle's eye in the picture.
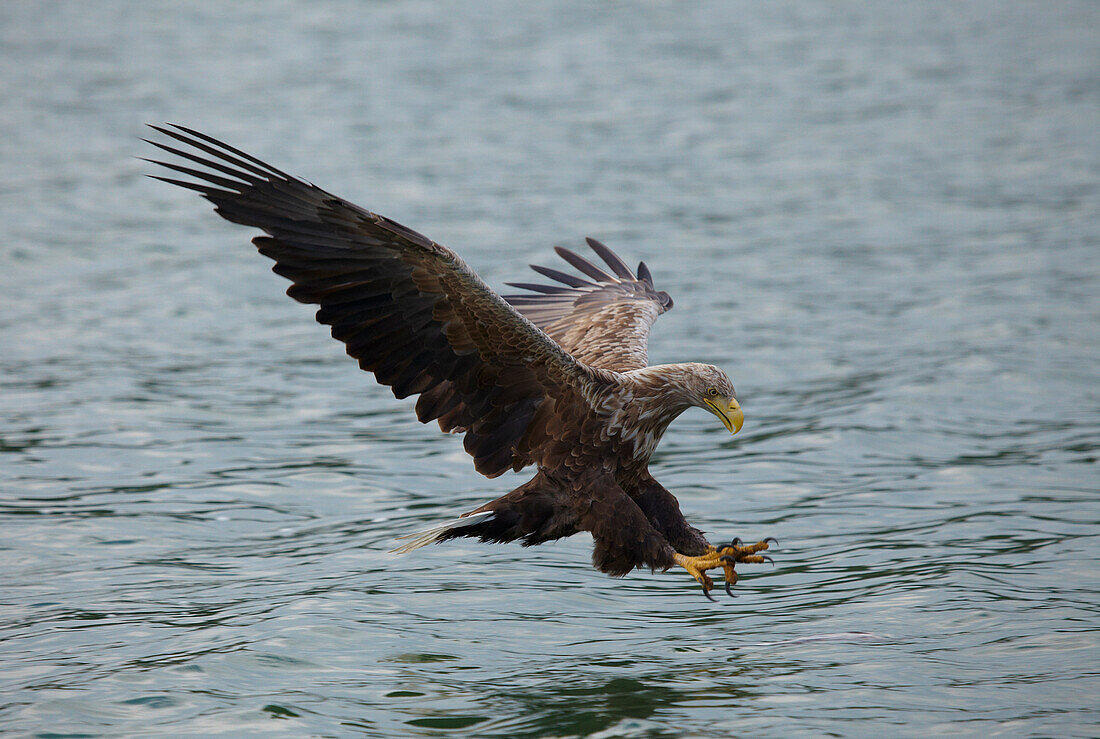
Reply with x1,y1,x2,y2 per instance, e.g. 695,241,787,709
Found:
707,387,719,397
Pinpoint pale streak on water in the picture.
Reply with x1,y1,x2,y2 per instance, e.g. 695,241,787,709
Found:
1,1,1098,736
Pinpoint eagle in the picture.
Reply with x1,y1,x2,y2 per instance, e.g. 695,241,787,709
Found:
145,124,775,599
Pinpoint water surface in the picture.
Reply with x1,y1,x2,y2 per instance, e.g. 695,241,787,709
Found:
2,1,1098,735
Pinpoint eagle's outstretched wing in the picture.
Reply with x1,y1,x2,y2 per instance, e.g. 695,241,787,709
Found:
145,124,601,478
503,239,673,371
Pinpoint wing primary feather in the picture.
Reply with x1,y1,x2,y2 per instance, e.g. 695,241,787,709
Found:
530,264,594,288
636,261,653,285
553,246,616,282
146,174,234,197
139,156,251,192
162,123,293,178
585,237,635,279
148,124,286,181
504,281,573,295
141,140,260,186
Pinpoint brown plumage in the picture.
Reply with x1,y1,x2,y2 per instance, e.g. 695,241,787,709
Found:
146,125,771,598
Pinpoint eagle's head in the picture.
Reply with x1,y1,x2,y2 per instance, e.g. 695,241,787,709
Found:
684,363,743,435
624,362,744,437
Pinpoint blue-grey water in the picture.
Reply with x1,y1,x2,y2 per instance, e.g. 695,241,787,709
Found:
2,2,1098,736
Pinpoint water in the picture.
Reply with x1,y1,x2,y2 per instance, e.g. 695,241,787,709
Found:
2,1,1098,735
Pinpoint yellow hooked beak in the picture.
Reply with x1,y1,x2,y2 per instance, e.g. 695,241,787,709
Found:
705,397,744,434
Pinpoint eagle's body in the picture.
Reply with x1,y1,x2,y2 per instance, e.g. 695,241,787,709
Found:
147,125,773,598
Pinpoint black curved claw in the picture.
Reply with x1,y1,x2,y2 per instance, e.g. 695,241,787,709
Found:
724,581,737,598
762,555,774,566
701,585,716,602
729,537,743,548
764,537,779,547
719,555,736,564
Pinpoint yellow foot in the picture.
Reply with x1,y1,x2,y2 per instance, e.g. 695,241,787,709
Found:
672,537,777,601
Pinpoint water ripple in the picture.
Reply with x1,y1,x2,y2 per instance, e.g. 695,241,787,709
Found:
2,0,1099,735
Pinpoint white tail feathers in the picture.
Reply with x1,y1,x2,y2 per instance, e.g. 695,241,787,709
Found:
390,510,495,554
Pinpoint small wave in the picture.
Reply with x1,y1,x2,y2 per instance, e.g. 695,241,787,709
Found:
746,632,890,647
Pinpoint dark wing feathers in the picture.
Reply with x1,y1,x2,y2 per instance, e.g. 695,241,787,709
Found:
504,282,573,295
529,263,592,289
584,237,635,280
147,124,599,478
553,246,615,282
503,239,674,371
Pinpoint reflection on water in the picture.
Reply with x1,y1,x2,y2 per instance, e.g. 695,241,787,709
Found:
2,0,1099,735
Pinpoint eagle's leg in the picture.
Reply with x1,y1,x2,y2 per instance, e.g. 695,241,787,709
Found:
673,538,776,600
632,477,710,556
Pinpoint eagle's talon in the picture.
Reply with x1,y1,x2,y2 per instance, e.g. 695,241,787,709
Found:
765,537,779,547
721,558,738,596
716,538,774,560
675,538,772,599
701,585,716,602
